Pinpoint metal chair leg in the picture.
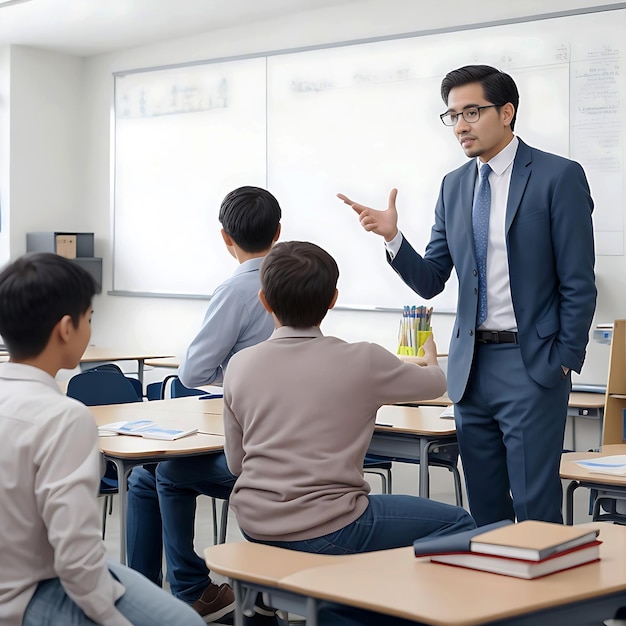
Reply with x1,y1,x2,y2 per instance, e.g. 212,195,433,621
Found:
102,496,109,540
219,499,229,544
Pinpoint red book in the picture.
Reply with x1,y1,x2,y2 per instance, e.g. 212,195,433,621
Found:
429,540,601,579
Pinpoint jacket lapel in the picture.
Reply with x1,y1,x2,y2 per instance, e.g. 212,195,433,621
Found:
460,162,478,250
505,139,532,234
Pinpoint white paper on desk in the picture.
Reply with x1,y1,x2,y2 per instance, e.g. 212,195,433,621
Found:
575,455,626,475
98,421,128,434
440,405,455,419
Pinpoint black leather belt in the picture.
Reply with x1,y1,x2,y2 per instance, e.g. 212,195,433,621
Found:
476,330,519,344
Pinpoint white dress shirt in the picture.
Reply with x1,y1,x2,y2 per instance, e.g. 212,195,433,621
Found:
386,136,519,331
0,362,129,626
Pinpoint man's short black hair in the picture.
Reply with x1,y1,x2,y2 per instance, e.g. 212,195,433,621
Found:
0,252,100,359
218,186,282,253
260,241,339,328
441,64,519,131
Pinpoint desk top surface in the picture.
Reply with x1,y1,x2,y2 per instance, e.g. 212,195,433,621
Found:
91,398,224,458
145,357,180,368
560,444,626,483
90,398,456,437
376,404,456,435
204,542,340,586
80,346,175,362
278,522,623,626
568,391,605,409
98,432,224,458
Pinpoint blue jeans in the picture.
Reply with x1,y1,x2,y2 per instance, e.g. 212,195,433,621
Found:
246,494,475,554
22,559,205,626
127,464,163,585
156,452,236,602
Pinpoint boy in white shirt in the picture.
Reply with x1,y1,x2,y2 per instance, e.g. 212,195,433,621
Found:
0,252,204,626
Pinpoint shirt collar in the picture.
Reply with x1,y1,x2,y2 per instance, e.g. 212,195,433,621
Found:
233,256,265,277
269,326,323,340
0,361,62,392
477,135,518,177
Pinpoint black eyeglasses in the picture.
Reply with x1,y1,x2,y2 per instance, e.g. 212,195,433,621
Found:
439,104,503,127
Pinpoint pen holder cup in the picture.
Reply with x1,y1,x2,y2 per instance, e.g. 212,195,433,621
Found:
397,346,414,356
417,330,432,357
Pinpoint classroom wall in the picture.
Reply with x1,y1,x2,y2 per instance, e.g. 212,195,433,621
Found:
0,46,9,267
7,46,85,257
4,0,618,384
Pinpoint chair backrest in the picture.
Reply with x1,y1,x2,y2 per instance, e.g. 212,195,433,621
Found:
170,376,205,399
81,363,143,399
153,374,205,399
67,370,143,406
146,381,163,401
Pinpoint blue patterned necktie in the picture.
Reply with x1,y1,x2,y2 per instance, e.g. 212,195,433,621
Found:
473,163,492,327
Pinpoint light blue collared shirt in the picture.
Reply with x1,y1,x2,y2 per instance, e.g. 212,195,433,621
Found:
178,257,274,387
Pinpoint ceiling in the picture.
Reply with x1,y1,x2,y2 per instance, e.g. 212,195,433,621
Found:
0,0,360,57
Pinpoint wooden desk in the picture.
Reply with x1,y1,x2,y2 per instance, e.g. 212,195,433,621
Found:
401,393,452,407
205,542,335,625
80,346,175,384
111,399,459,501
567,391,605,450
92,400,224,563
561,444,626,525
372,405,457,499
402,391,605,450
144,357,180,369
206,523,626,626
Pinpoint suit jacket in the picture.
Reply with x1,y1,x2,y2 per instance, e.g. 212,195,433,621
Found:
389,139,596,403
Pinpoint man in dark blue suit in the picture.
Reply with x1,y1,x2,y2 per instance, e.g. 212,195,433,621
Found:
340,65,596,526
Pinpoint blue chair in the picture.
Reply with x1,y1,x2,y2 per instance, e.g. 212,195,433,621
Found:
156,375,229,544
67,369,143,537
81,363,143,399
365,445,463,506
363,455,393,494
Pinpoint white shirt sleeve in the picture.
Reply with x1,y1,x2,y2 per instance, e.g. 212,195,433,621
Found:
384,230,404,259
36,404,131,626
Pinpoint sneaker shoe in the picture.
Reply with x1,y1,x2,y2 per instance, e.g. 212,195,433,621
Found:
192,582,236,623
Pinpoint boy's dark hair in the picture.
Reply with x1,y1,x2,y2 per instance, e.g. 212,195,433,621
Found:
0,252,100,359
218,186,281,253
441,64,519,131
260,241,339,328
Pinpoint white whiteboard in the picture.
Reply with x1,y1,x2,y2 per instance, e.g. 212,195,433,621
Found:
114,57,267,295
113,7,626,310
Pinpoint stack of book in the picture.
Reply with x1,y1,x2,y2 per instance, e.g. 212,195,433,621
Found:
413,520,601,579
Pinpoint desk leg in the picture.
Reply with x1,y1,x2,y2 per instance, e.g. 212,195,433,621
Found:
307,597,318,626
137,359,145,386
419,438,429,499
565,480,580,525
109,458,132,564
232,580,245,626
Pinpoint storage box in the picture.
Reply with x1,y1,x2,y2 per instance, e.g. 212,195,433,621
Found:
72,257,103,289
26,232,95,257
55,234,76,259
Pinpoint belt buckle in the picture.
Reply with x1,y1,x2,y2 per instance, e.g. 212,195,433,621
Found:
491,331,500,344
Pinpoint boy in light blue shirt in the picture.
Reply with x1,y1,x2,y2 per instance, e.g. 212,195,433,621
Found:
126,186,281,624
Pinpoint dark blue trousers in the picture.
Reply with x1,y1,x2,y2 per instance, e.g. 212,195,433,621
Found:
455,342,570,526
